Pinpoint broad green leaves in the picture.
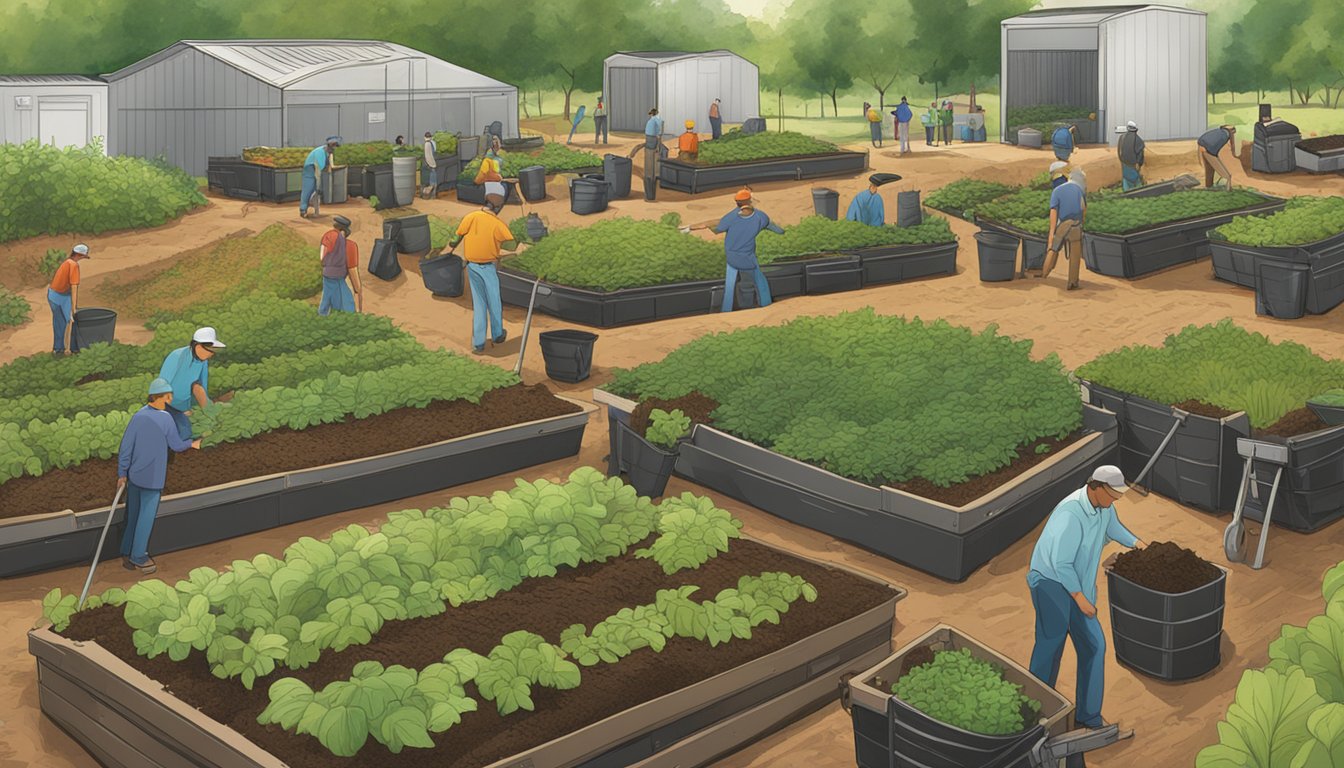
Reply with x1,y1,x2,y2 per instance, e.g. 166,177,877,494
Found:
0,287,29,330
645,408,691,451
1292,704,1344,768
893,647,1042,736
476,631,581,715
697,130,838,165
636,493,742,575
1197,667,1324,768
1213,196,1344,248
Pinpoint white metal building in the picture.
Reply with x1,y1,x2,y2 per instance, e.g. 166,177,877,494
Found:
603,51,759,136
1000,5,1207,145
102,40,519,175
0,76,108,151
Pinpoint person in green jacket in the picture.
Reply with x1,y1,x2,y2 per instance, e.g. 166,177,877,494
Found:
923,102,937,146
939,101,954,146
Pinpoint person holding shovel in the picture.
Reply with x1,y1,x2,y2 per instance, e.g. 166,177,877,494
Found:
117,377,202,575
448,194,516,354
318,215,362,315
157,327,225,441
1027,465,1146,732
686,188,784,313
47,243,89,356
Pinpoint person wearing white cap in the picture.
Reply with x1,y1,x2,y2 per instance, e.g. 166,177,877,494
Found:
1027,465,1146,731
156,327,226,440
1041,166,1087,289
1118,121,1146,191
1048,160,1070,189
47,243,90,355
116,378,201,574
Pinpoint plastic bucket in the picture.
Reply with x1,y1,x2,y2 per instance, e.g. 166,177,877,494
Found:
419,252,464,297
617,421,677,499
517,165,546,202
812,188,839,220
538,329,598,383
457,135,479,162
391,156,418,207
1255,260,1310,319
367,238,402,281
896,190,922,227
366,166,397,209
570,176,609,215
386,214,431,255
975,231,1019,282
70,308,116,352
603,154,633,199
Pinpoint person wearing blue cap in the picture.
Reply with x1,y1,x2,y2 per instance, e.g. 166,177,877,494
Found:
301,136,340,218
117,378,202,574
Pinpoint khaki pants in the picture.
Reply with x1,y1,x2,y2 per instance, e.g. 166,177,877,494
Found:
1042,219,1083,287
1200,150,1230,188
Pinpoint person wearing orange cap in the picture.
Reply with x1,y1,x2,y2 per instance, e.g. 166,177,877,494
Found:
689,189,784,312
679,120,700,161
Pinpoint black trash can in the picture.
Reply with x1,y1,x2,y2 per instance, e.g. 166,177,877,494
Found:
570,176,609,215
603,154,633,199
896,190,922,227
385,214,430,255
367,238,402,281
70,308,117,352
812,188,839,220
366,166,397,210
975,231,1019,282
616,420,677,499
1256,260,1310,319
517,165,546,202
1107,567,1226,681
419,252,464,297
538,329,598,383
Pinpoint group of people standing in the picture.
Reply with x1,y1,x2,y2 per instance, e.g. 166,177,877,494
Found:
866,98,957,152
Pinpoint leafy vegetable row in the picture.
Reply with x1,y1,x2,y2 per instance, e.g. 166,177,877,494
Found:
242,134,458,169
1085,189,1269,235
1211,195,1344,247
696,130,840,165
925,179,1017,215
458,142,602,184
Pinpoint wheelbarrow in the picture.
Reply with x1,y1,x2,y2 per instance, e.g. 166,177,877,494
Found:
1223,438,1288,569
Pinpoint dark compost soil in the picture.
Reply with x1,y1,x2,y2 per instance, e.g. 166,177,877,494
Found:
897,644,936,680
0,384,579,521
629,391,720,438
1255,407,1330,439
62,539,897,768
1173,400,1237,420
1298,135,1344,154
891,431,1084,507
1111,541,1222,594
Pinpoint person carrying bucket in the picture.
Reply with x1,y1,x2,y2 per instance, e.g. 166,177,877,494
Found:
157,327,225,440
318,216,362,315
301,136,339,219
679,120,700,161
687,188,784,313
47,243,89,356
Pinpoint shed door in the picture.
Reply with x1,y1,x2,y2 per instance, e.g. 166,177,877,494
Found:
609,67,656,133
38,98,91,149
473,95,510,138
1006,50,1099,117
288,105,340,147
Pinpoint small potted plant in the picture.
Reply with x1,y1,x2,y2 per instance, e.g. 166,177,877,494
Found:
615,408,691,499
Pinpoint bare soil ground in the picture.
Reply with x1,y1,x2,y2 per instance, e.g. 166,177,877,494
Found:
0,133,1340,768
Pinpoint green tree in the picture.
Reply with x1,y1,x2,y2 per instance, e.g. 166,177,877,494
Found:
781,0,858,117
846,5,914,112
909,0,971,102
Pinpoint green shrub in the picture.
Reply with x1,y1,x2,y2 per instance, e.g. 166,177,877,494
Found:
645,408,691,450
926,179,1017,214
1086,190,1267,235
969,188,1052,235
507,218,722,291
611,310,1083,487
1212,196,1344,247
0,139,206,244
0,287,30,329
39,248,66,280
894,648,1042,735
756,216,954,261
430,132,459,155
1007,105,1093,127
659,211,683,229
1077,321,1344,428
428,215,459,250
459,143,601,184
697,130,839,165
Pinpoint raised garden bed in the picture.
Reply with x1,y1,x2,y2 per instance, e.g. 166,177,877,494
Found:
1236,423,1344,533
1081,190,1285,279
925,179,1017,221
1295,135,1344,173
599,313,1119,581
31,472,904,768
1208,197,1344,315
659,151,869,194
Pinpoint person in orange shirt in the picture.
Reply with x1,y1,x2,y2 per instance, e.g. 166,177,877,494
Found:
679,120,700,161
317,216,363,314
448,196,518,353
48,243,90,355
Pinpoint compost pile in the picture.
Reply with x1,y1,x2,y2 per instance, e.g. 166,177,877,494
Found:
1297,135,1344,154
1111,542,1221,593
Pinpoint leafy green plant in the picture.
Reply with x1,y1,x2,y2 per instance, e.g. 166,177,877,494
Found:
1196,666,1325,768
611,311,1082,488
1312,390,1344,407
697,130,839,165
757,216,955,261
206,628,289,690
645,408,691,450
926,179,1018,214
1269,600,1344,704
660,211,683,228
560,604,669,666
39,248,66,280
1086,190,1268,235
368,195,380,209
476,631,581,715
1293,704,1344,768
1213,196,1344,247
40,586,126,631
507,217,722,291
894,647,1042,735
636,493,742,574
0,286,30,329
0,139,206,244
126,584,216,662
458,142,601,184
1006,105,1093,130
1077,321,1344,428
968,188,1053,235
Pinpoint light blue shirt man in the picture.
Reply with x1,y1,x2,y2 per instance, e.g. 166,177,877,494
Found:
1027,486,1139,605
645,114,665,138
303,145,330,172
846,190,885,227
159,345,210,409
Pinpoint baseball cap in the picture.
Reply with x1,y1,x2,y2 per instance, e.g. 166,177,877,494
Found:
332,215,352,230
1092,465,1129,494
148,377,173,396
1127,121,1138,129
1049,161,1068,175
734,188,752,202
685,120,696,129
326,135,342,146
73,243,89,256
192,327,226,348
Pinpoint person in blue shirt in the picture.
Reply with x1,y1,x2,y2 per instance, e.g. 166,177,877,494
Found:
644,108,665,144
567,104,587,145
845,173,900,227
891,97,914,154
157,326,225,440
117,378,202,574
1040,176,1087,289
1027,466,1146,730
1051,124,1077,162
689,188,784,312
1198,125,1237,189
301,136,339,219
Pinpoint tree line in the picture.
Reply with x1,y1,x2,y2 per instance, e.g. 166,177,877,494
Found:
1205,0,1344,108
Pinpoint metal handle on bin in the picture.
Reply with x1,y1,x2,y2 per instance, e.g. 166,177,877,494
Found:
837,673,854,713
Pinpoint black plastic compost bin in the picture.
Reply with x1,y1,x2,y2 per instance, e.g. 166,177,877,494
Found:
367,238,402,281
615,420,677,499
70,308,117,352
1256,260,1310,319
603,154,633,199
1106,566,1226,681
975,231,1019,281
570,176,609,215
419,252,464,297
517,165,546,202
812,188,839,220
538,329,598,383
385,214,431,255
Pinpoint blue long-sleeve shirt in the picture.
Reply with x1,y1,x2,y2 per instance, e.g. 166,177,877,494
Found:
303,146,330,172
645,116,665,137
1027,487,1138,605
893,103,913,123
159,346,209,408
715,209,784,270
846,190,885,227
117,406,194,489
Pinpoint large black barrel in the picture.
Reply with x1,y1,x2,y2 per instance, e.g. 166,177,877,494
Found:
812,188,839,220
419,252,464,297
603,154,633,199
1107,567,1226,681
517,165,546,202
975,231,1019,282
538,329,598,383
385,214,430,255
70,308,117,352
1256,260,1310,319
367,238,402,281
897,190,923,227
570,176,609,215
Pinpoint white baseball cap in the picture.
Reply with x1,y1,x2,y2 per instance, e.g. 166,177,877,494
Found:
72,243,89,255
1092,465,1129,494
1049,161,1068,175
1126,120,1138,129
192,327,226,348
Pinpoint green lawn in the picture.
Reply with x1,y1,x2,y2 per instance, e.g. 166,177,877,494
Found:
1208,94,1344,138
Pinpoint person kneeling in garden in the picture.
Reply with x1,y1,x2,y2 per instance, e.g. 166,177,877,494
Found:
158,327,224,441
1027,465,1145,732
688,188,783,312
117,378,202,575
449,195,515,353
317,215,362,315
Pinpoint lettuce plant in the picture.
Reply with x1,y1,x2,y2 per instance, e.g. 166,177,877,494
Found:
476,631,581,715
636,493,742,574
645,408,691,450
894,648,1042,735
40,587,126,631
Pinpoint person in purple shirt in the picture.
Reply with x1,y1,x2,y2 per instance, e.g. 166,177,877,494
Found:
688,188,784,312
117,377,201,574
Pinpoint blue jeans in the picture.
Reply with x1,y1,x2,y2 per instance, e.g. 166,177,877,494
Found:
722,265,772,313
1122,164,1143,191
467,262,504,349
165,405,193,441
869,121,882,145
300,166,319,215
47,288,71,353
119,482,163,565
318,276,354,315
1029,576,1106,727
710,116,722,140
1054,146,1073,162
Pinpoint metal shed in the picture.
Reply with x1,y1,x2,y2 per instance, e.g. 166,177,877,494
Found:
1001,5,1206,145
0,76,108,152
603,50,759,136
103,40,518,176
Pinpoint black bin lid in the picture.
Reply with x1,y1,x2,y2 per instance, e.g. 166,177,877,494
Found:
1255,119,1300,138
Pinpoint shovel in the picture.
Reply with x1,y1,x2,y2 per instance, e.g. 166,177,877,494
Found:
77,485,125,610
514,276,553,376
1130,408,1188,496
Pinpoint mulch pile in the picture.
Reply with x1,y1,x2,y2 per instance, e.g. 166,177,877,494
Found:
1111,541,1221,594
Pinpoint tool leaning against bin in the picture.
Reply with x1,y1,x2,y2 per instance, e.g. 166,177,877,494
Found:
1129,407,1189,496
1223,438,1289,569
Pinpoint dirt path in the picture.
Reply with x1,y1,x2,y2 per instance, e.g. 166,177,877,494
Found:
0,138,1340,768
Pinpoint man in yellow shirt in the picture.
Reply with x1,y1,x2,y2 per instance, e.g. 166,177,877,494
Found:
48,243,90,356
449,197,518,353
679,120,700,161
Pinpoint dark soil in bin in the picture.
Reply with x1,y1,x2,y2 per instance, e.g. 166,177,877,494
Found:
1255,407,1330,439
1172,400,1237,420
890,431,1084,507
1111,541,1221,593
61,538,896,768
0,384,579,521
628,391,720,438
1298,135,1344,153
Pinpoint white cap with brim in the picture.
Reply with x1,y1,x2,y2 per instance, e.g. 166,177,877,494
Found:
148,377,173,396
192,327,226,348
1127,121,1138,130
73,243,89,255
1092,465,1129,494
1049,161,1068,175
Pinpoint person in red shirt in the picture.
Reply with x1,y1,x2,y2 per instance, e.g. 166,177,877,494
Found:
48,243,90,355
318,216,362,314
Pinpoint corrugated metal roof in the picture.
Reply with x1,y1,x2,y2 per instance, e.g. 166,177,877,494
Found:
610,50,742,64
104,40,513,90
1004,4,1202,26
0,74,104,84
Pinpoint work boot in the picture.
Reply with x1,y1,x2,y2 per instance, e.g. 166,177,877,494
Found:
492,329,508,346
132,556,157,575
122,556,135,571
